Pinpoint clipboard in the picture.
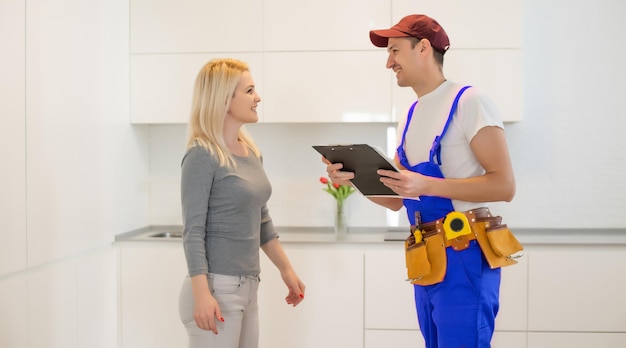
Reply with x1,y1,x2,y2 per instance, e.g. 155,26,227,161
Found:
313,144,400,197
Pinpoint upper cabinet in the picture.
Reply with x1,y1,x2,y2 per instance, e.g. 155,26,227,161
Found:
130,0,522,124
130,53,265,124
130,0,264,54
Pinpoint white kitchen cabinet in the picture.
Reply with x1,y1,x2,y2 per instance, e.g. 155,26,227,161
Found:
0,274,28,348
364,248,418,330
130,0,263,54
365,329,424,348
496,253,528,331
528,246,626,333
262,51,393,123
26,0,130,267
130,53,264,124
25,247,117,348
363,245,528,333
112,232,626,348
27,259,77,348
527,332,626,348
0,0,27,277
76,248,119,348
394,0,522,49
119,242,188,348
128,0,522,124
392,49,524,122
492,332,527,348
264,0,390,51
258,244,364,348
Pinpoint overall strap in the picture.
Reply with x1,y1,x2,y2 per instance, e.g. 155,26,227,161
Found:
430,86,472,165
399,100,419,150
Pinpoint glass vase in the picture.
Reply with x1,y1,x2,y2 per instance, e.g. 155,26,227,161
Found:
334,199,348,238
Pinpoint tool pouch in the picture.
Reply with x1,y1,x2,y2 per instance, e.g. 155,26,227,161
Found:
405,232,447,286
472,216,523,269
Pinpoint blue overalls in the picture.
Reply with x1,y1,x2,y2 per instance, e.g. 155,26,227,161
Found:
398,86,501,348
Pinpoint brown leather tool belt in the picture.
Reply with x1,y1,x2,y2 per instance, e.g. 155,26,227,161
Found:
414,207,496,251
407,207,522,276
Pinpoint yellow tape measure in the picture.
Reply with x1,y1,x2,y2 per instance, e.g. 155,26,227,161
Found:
443,211,472,240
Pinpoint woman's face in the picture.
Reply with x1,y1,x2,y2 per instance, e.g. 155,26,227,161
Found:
226,71,261,124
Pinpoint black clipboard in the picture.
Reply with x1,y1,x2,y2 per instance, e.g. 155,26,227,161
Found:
313,144,400,197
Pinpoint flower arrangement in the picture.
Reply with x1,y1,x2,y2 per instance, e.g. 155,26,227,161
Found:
319,177,355,234
319,177,355,202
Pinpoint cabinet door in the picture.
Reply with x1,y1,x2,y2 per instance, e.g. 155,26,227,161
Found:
365,330,424,348
528,332,626,348
528,247,626,332
0,274,28,348
262,51,392,123
119,243,188,348
0,0,26,277
130,53,264,124
259,245,364,348
496,253,528,331
364,248,418,330
492,331,527,348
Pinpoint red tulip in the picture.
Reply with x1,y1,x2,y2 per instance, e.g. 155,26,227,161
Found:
318,176,355,202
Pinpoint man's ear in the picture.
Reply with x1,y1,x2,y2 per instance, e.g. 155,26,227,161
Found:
420,39,431,53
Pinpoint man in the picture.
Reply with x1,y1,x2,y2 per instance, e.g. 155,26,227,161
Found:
325,14,516,347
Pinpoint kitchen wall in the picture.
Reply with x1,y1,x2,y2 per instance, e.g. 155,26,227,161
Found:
1,0,145,346
148,123,401,228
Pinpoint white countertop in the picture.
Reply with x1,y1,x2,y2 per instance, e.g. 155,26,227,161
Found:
115,225,626,246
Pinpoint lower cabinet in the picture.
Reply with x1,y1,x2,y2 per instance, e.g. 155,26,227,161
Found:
365,330,425,348
527,332,626,348
258,244,364,348
118,242,188,348
363,245,530,348
117,240,626,348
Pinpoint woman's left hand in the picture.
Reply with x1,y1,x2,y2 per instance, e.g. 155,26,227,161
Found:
281,270,305,307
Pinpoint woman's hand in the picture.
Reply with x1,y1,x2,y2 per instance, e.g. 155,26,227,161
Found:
281,269,306,307
193,291,223,334
190,275,224,334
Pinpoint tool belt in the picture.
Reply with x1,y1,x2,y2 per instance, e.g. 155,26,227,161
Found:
405,207,523,286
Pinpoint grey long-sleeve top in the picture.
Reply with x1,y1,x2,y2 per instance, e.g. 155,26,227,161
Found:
180,145,278,277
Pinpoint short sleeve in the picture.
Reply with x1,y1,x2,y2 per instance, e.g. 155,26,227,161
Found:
457,88,505,143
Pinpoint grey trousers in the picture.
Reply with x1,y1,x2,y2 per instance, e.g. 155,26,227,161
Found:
179,273,260,348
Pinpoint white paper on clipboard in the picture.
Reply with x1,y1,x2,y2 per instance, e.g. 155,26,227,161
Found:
312,144,403,198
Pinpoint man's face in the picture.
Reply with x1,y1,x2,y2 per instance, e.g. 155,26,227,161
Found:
386,37,421,88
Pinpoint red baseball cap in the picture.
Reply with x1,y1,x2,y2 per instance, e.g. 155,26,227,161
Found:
370,14,450,54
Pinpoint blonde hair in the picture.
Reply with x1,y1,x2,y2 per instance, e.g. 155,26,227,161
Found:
186,58,261,167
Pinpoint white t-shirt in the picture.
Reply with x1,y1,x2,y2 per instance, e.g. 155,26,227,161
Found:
396,80,504,212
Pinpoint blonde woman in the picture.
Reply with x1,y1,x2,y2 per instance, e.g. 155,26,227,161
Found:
178,58,305,347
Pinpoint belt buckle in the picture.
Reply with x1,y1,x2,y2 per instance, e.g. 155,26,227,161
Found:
449,234,471,251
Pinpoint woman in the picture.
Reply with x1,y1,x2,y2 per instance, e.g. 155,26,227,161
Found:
178,58,305,347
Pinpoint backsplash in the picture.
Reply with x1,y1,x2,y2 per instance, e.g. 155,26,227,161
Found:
147,123,409,229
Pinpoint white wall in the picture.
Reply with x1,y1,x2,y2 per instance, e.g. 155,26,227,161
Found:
0,0,148,346
496,0,626,227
